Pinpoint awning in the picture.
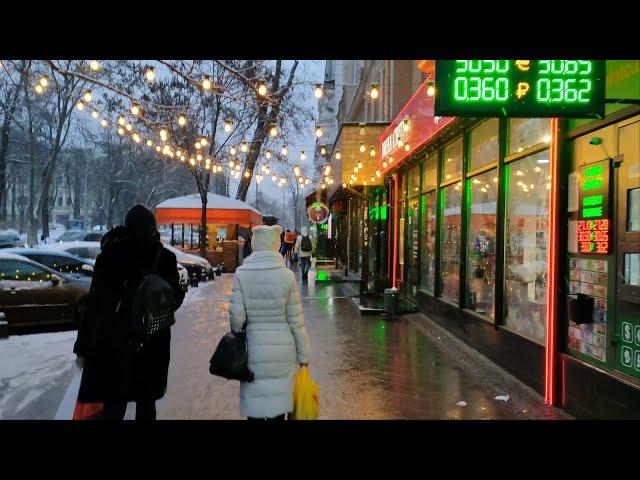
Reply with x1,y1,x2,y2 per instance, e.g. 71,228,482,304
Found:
155,193,263,226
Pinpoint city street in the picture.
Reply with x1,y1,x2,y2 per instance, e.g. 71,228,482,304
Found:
1,269,568,420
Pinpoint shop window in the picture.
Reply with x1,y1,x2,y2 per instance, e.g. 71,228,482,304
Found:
421,191,437,295
504,150,550,343
628,188,640,232
440,184,462,304
470,119,499,171
408,165,420,197
422,152,438,192
442,138,463,182
398,202,405,269
508,118,550,154
466,170,498,319
624,253,640,286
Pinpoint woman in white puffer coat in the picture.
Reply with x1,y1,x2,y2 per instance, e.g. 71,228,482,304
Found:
228,224,312,420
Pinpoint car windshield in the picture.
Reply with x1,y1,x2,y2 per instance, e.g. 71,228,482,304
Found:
0,259,53,281
57,230,88,242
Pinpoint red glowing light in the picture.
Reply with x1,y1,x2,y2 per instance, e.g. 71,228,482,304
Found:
576,219,609,254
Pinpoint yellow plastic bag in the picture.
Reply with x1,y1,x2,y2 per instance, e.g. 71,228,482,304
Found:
291,366,319,420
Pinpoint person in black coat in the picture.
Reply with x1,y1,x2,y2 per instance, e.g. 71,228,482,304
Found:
73,204,185,420
242,232,252,259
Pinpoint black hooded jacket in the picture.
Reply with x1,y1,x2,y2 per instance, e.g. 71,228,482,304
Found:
74,207,185,403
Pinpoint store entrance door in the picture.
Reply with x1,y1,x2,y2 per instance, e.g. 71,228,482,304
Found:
614,119,640,379
405,197,420,303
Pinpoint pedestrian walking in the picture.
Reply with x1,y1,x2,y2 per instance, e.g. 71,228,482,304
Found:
228,224,312,420
73,204,185,420
294,226,316,282
242,232,253,259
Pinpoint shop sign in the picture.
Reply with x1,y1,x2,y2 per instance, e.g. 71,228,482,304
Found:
378,80,455,175
434,60,605,119
307,202,329,224
577,159,610,254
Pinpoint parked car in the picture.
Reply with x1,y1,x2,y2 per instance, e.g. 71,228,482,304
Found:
0,229,21,249
41,241,102,262
0,252,90,334
177,263,189,292
2,248,95,282
163,242,214,279
56,230,103,242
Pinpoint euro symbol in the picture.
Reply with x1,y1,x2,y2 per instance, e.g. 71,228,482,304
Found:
515,60,530,71
516,82,530,99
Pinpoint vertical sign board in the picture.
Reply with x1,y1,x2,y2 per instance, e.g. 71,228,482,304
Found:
577,159,610,254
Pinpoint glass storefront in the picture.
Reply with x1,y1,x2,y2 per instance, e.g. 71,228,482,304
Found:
470,119,499,171
440,183,462,304
504,150,550,343
421,190,437,295
443,138,463,181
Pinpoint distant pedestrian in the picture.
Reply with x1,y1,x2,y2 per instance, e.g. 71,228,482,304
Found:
73,204,185,420
243,232,253,259
228,225,312,420
294,226,316,282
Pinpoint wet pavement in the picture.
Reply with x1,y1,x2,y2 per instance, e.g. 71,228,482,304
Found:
142,269,568,420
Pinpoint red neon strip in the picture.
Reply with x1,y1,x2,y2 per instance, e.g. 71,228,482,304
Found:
545,118,559,405
392,175,399,288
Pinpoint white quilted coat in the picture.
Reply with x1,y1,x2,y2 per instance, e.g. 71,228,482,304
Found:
228,226,312,419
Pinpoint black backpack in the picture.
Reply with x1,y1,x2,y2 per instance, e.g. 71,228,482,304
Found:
126,249,176,337
300,235,312,252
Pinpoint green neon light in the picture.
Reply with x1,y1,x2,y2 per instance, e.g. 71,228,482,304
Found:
316,270,328,281
583,164,603,178
583,195,603,207
583,206,604,218
380,205,387,221
583,178,603,191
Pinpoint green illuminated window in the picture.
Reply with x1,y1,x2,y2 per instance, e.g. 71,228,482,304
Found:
583,195,603,207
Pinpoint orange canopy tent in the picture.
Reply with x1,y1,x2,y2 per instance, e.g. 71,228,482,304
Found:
155,193,263,226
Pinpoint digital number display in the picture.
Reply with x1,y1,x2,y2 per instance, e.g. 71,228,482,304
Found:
434,60,605,118
577,159,610,254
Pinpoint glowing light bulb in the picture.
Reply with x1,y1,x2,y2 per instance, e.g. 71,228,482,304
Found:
265,150,272,160
83,90,92,102
305,178,310,185
357,161,363,169
281,145,288,156
315,125,323,138
324,165,331,176
426,83,436,96
125,123,132,132
542,134,551,143
235,164,241,171
403,119,410,132
343,183,347,188
34,84,43,94
534,166,542,173
314,84,323,99
359,142,365,153
321,183,326,190
91,110,99,119
405,143,410,151
241,141,248,153
155,146,161,152
398,139,404,148
39,76,49,87
145,67,156,82
230,145,237,155
89,60,100,71
146,139,153,147
131,103,141,116
244,170,251,178
383,161,388,168
118,127,125,136
257,82,267,96
118,115,126,126
76,100,85,110
197,154,203,162
320,146,327,156
101,118,108,127
335,150,341,160
370,83,379,99
269,124,277,137
516,170,524,176
376,170,381,178
177,114,187,127
200,137,208,147
229,160,235,168
388,156,394,164
300,151,306,161
370,147,376,157
272,174,277,182
224,119,232,132
190,158,196,166
202,76,212,90
132,133,141,143
159,128,169,142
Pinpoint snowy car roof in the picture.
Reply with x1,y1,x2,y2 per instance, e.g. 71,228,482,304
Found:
156,193,262,216
0,252,74,280
162,243,212,267
39,241,102,251
2,248,95,264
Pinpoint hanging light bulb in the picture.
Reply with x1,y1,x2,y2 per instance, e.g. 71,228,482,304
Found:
244,170,251,178
321,183,326,190
383,161,388,168
343,183,347,188
357,161,363,169
324,165,331,176
89,60,100,71
299,176,304,185
230,145,237,155
388,156,394,164
146,139,153,147
39,75,49,88
272,174,277,182
145,67,156,82
376,170,381,177
125,123,133,132
359,142,365,153
398,139,404,148
335,150,341,160
257,81,267,96
314,84,323,99
189,158,196,166
159,128,168,142
426,82,436,96
235,164,241,171
197,154,203,162
265,149,272,160
265,165,270,174
403,119,410,132
404,143,410,151
315,125,323,138
293,165,300,176
300,151,306,160
370,146,376,157
83,90,92,102
320,146,327,156
370,83,379,99
34,84,44,94
131,103,141,116
155,145,162,153
269,124,278,137
200,137,208,147
229,159,235,168
224,119,232,132
117,127,125,136
76,100,85,110
202,75,212,91
118,115,126,126
241,141,248,153
281,145,288,156
175,148,183,158
132,133,141,143
177,113,187,127
100,118,108,127
91,110,99,119
354,166,359,173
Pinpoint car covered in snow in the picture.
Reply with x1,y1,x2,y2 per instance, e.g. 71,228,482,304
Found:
0,229,21,249
162,242,214,280
40,241,102,262
1,248,95,282
177,262,189,292
56,230,104,242
0,252,90,334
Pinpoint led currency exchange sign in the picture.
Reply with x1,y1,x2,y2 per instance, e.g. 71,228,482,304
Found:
434,60,605,118
577,160,610,254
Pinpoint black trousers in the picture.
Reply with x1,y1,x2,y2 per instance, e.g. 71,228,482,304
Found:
247,414,286,421
103,399,157,420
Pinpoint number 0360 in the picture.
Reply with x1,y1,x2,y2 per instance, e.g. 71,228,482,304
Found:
454,77,509,102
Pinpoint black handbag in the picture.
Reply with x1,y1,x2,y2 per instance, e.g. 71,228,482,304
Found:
209,329,254,382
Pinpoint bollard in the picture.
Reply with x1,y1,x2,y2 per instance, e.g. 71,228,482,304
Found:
190,273,199,288
383,288,399,321
0,312,8,339
200,270,208,283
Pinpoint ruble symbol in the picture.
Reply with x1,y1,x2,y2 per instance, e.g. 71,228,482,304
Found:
516,82,530,99
515,60,530,71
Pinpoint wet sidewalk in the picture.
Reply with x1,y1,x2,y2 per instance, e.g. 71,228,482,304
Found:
148,269,568,420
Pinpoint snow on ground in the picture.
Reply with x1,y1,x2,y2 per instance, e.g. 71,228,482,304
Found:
0,331,77,419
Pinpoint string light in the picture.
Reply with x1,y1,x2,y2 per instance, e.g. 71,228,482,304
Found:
131,103,141,116
357,161,363,169
281,145,288,156
265,149,272,160
370,83,379,99
125,123,133,132
34,84,43,94
39,76,49,87
359,142,365,153
197,154,203,162
320,146,327,156
343,183,347,188
146,139,153,147
159,128,169,142
324,165,331,176
76,100,85,110
202,75,212,90
235,164,241,171
200,137,208,147
272,174,277,182
118,115,126,126
335,150,341,160
383,161,388,168
190,158,196,166
132,133,141,143
145,67,156,82
370,146,376,157
404,143,410,151
257,81,267,96
101,118,108,127
229,159,235,168
314,84,323,99
89,60,100,71
241,141,248,153
244,170,250,178
269,124,278,137
155,145,161,153
426,82,436,96
293,165,300,176
376,170,381,177
118,127,125,136
224,119,233,132
229,145,237,155
321,183,326,189
175,149,182,158
388,156,394,164
315,125,323,138
91,110,99,119
177,113,187,127
403,119,410,132
83,90,92,102
300,151,306,160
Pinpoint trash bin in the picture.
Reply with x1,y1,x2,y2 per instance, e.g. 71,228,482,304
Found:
384,288,399,315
